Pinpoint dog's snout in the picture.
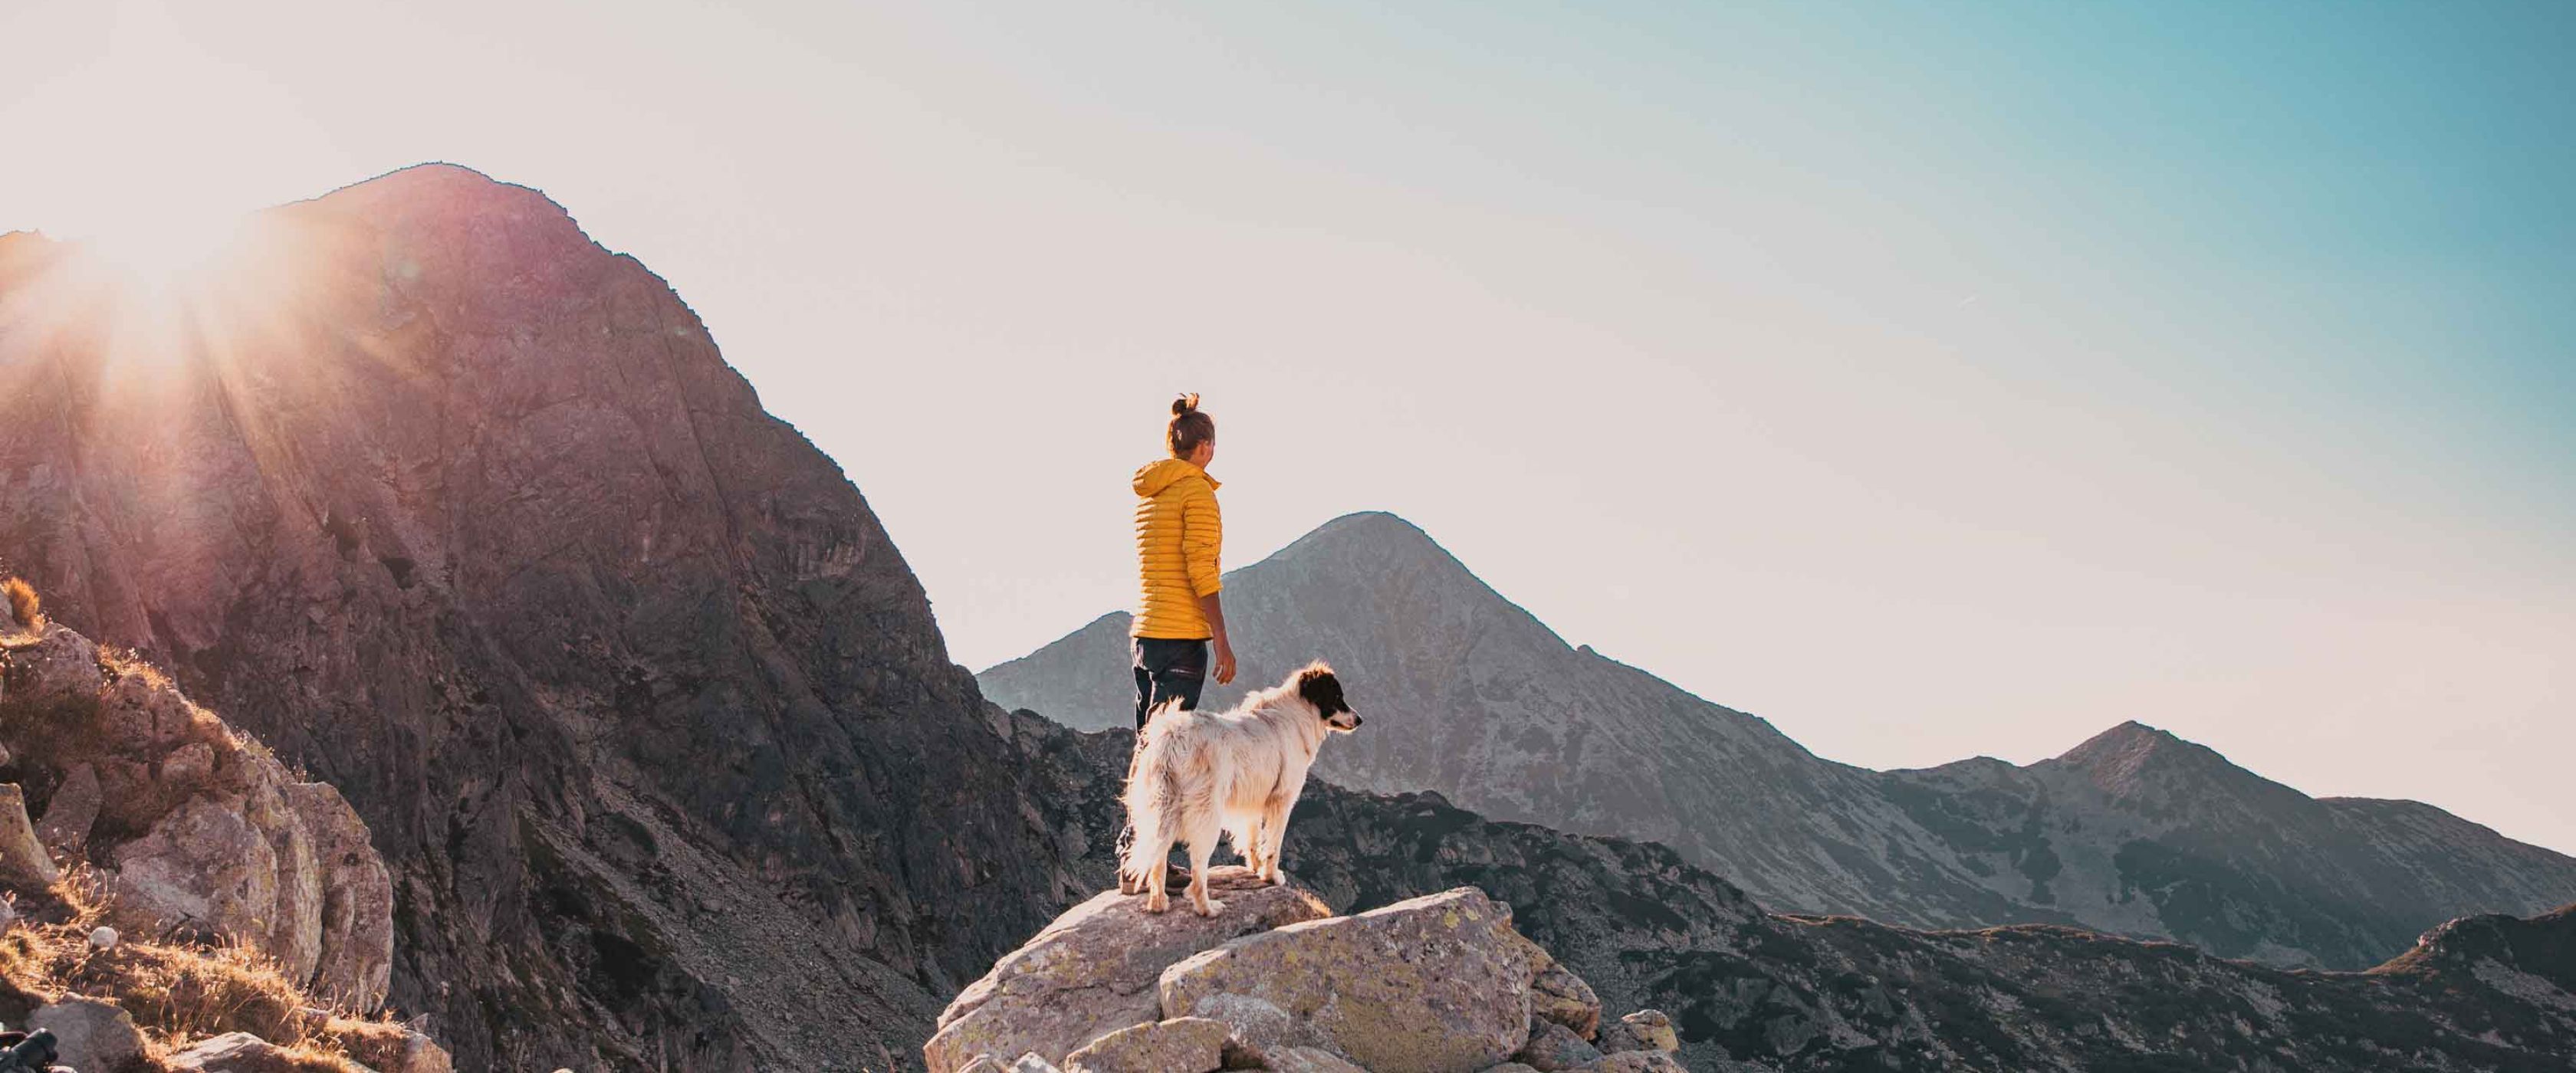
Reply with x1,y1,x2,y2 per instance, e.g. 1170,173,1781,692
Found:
1350,714,1363,727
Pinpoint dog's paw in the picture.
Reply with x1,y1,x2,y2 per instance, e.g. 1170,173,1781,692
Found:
1193,898,1226,917
1142,895,1171,914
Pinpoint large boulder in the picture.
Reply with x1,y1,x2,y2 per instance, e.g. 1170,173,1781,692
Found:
1158,888,1534,1073
925,866,1331,1073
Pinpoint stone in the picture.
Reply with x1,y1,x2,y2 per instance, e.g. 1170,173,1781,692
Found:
1577,1053,1687,1072
1008,1055,1066,1073
1596,1010,1677,1055
0,785,59,891
957,1058,1007,1073
1504,929,1602,1040
163,1031,305,1071
1485,1065,1545,1073
925,866,1329,1073
1264,1048,1367,1073
28,996,146,1072
1062,1016,1230,1073
35,763,100,855
284,781,396,1010
1159,888,1533,1073
1511,1021,1605,1072
108,795,284,945
90,924,118,949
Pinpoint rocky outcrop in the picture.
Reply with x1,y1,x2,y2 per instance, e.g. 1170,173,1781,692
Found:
927,867,1331,1073
1160,888,1533,1072
938,868,1673,1073
0,619,393,1009
0,164,1104,1069
982,511,2576,969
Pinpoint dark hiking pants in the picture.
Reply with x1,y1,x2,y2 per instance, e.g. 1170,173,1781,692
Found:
1132,636,1209,729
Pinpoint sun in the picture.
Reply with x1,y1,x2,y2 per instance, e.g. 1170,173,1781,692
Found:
70,205,251,293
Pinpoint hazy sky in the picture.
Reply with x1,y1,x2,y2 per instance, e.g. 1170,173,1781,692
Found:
5,2,2571,853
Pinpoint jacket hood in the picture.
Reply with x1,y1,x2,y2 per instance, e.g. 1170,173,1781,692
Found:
1133,458,1218,496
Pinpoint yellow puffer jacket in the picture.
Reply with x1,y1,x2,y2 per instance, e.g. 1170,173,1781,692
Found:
1132,458,1223,638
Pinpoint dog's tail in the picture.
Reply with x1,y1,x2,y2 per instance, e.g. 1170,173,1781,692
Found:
1121,697,1197,887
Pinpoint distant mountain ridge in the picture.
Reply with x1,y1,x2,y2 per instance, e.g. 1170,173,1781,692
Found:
980,510,2576,969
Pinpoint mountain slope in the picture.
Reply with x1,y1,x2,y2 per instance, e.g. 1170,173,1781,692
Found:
0,166,1092,1070
1001,714,2576,1072
981,511,2576,968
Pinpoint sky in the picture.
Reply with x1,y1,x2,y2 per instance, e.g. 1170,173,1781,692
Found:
3,1,2571,853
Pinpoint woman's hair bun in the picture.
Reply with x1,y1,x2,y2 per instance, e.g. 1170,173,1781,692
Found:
1172,392,1201,416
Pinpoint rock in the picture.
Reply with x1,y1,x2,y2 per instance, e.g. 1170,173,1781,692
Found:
1511,1021,1604,1072
108,795,288,950
1159,888,1533,1073
1484,1065,1545,1073
283,781,396,1009
1264,1048,1367,1073
90,924,118,949
1576,1052,1687,1072
958,1058,1006,1073
1061,1016,1230,1073
1595,1011,1677,1055
337,1020,455,1073
163,1031,307,1071
0,784,60,891
926,867,1329,1073
1504,930,1601,1040
35,763,100,855
1008,1055,1066,1073
28,996,146,1073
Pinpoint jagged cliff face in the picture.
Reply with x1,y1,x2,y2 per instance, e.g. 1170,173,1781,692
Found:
981,512,2576,968
0,166,1090,1070
1001,715,2576,1071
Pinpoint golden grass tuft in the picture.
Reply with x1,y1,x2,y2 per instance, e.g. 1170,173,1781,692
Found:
2,577,38,632
0,870,379,1071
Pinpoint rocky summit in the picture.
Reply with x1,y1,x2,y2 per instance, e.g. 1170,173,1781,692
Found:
928,865,1687,1073
0,165,1096,1069
981,511,2576,968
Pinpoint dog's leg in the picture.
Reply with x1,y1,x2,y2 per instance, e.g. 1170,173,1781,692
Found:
1184,815,1225,917
1257,791,1296,884
1141,833,1175,914
1240,819,1267,877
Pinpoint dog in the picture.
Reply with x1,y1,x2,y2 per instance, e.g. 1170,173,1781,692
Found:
1121,661,1362,916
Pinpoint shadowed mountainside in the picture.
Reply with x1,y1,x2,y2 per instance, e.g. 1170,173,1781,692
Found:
981,511,2576,969
0,165,1094,1070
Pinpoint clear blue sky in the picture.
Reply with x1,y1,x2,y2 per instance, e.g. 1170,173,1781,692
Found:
4,1,2571,852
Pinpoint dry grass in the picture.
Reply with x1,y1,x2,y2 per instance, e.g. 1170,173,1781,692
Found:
0,871,375,1072
3,576,39,632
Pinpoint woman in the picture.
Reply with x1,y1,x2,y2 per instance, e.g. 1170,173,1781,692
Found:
1121,394,1236,894
1129,393,1236,725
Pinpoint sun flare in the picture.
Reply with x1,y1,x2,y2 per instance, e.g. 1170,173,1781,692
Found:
70,207,251,293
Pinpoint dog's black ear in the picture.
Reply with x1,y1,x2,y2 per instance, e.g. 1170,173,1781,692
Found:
1296,663,1348,716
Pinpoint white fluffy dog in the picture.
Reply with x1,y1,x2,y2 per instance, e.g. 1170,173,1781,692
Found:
1122,662,1362,916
